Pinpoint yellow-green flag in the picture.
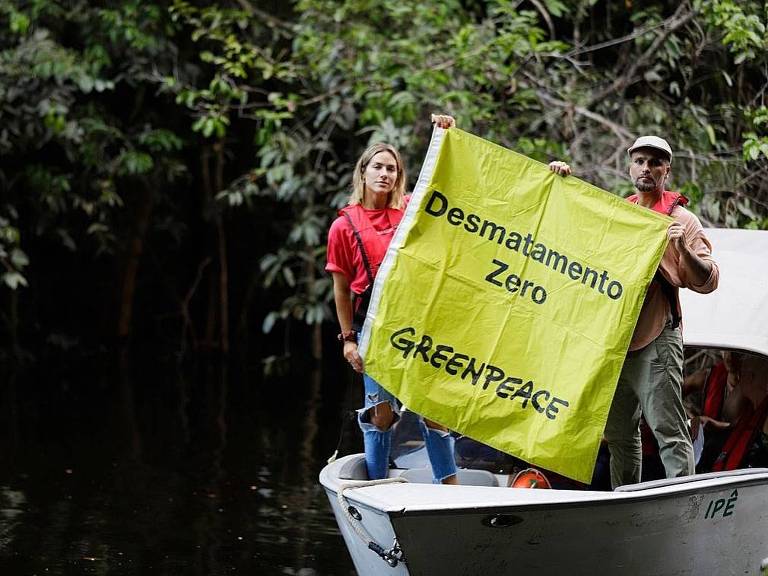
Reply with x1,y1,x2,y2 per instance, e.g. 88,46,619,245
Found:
359,128,670,483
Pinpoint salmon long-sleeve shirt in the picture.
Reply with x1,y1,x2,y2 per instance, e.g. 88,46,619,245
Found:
629,205,719,351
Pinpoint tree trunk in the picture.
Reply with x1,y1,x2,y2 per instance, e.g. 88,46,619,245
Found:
200,144,230,353
117,183,154,343
214,141,229,354
307,253,322,361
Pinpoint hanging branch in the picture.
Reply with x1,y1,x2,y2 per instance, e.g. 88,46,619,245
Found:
588,2,697,107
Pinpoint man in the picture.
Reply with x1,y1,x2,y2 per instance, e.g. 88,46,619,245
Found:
550,136,719,488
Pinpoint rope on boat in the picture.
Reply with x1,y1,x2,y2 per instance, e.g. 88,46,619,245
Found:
337,478,409,568
327,410,358,465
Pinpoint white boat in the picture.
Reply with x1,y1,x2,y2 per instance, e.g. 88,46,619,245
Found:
320,228,768,575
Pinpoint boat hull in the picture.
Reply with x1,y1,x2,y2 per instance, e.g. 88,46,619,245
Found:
321,454,768,576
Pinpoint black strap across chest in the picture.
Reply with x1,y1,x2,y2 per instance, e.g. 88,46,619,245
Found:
341,211,375,286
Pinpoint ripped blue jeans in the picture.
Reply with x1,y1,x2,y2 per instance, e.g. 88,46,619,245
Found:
358,372,457,483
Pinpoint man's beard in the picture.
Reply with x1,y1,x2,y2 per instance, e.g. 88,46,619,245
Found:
633,178,658,192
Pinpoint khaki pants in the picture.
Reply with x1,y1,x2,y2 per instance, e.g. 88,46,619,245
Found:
604,324,694,489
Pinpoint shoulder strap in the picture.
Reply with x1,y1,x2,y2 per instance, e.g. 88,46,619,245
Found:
628,191,687,215
341,210,375,286
652,195,684,328
665,195,684,216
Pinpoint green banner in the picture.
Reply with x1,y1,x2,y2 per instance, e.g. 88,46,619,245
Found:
360,128,670,482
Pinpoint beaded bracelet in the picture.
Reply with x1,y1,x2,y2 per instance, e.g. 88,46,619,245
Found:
337,330,357,343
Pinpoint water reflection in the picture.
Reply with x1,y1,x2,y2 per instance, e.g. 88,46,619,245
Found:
0,355,358,575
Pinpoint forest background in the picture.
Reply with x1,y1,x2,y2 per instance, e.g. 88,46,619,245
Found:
1,0,767,374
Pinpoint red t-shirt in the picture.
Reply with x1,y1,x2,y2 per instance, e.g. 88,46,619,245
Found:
326,197,410,294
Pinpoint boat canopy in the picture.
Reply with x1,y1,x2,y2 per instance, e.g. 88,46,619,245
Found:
680,228,768,357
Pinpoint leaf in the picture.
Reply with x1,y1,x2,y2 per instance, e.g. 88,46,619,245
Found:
736,200,756,219
282,266,295,287
9,9,32,35
10,248,29,268
259,253,277,272
56,229,77,252
119,151,154,175
87,223,109,235
543,0,567,18
202,118,214,138
2,272,28,290
705,124,716,146
644,70,663,83
262,311,277,333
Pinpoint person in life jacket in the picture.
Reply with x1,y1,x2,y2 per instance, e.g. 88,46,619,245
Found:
549,136,719,489
683,351,750,471
325,115,459,485
685,351,768,472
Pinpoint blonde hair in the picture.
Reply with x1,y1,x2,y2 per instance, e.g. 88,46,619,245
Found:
348,142,406,209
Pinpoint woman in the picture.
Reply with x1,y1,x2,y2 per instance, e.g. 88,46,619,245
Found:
325,115,458,483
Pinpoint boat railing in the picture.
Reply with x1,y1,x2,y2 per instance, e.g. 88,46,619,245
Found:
615,467,768,492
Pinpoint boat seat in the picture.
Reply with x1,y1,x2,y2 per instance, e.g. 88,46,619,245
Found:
337,455,369,480
397,467,499,486
336,454,501,486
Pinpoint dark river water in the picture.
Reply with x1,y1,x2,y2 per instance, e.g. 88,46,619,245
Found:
0,352,359,575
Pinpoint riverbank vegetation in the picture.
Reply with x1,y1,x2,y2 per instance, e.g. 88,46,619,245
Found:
1,0,766,368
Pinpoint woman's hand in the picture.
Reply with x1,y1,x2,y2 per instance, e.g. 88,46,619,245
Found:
431,114,456,129
549,161,572,176
344,341,364,373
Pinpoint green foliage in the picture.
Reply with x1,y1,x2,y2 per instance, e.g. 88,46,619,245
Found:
0,0,188,280
244,0,564,335
168,0,297,141
743,107,768,162
700,0,767,63
2,0,768,362
0,212,28,289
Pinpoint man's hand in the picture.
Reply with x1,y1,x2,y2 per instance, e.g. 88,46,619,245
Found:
668,221,690,254
431,114,456,129
549,161,572,176
344,341,364,373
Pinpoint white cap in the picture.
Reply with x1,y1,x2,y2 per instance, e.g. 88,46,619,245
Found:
627,136,672,162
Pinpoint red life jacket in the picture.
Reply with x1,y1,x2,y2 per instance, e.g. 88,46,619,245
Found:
627,190,689,328
712,396,768,471
626,190,689,215
702,362,729,420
